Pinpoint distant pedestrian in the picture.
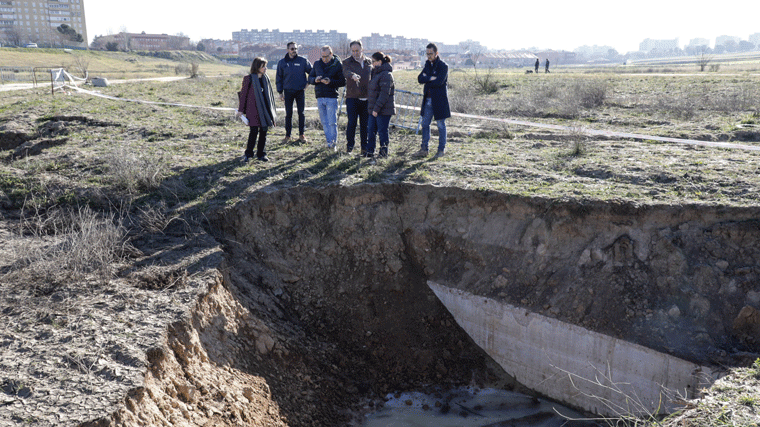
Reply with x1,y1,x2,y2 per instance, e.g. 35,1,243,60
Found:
309,45,346,151
414,43,451,158
366,52,395,163
545,58,550,73
342,40,372,155
276,41,312,144
237,57,277,162
535,58,539,73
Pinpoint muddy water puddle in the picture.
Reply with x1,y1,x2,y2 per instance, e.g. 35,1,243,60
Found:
363,386,598,427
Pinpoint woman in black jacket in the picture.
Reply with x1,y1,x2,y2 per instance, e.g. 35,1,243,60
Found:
237,57,277,162
366,52,395,162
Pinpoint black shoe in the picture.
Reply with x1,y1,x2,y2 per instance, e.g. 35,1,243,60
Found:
243,155,252,163
379,146,388,158
347,146,354,154
257,156,269,162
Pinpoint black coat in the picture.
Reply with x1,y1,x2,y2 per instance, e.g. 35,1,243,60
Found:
309,55,346,98
367,62,395,116
418,57,451,120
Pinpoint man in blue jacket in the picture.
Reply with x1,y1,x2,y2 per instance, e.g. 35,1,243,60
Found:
414,43,451,158
276,42,312,144
309,46,346,150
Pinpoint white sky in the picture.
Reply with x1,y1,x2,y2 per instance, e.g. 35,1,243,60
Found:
84,0,759,53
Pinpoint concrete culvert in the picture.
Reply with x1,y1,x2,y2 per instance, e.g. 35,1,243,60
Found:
98,183,760,426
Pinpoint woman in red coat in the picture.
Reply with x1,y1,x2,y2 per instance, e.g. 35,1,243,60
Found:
237,57,277,162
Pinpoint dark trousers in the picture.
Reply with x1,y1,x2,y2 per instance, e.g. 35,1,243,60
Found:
245,126,267,158
283,89,305,137
367,114,391,157
345,98,368,151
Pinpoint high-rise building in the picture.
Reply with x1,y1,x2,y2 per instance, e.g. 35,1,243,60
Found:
750,33,760,48
0,0,87,48
715,35,741,47
687,38,710,48
639,38,679,53
232,29,348,49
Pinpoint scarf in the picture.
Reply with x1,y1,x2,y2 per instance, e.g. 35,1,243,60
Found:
251,74,276,128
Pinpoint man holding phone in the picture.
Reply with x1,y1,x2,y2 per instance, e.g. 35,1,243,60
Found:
309,46,346,150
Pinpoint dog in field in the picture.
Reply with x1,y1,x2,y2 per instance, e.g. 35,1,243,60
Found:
525,70,533,74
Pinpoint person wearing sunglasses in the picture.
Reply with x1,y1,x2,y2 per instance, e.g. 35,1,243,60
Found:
276,41,312,144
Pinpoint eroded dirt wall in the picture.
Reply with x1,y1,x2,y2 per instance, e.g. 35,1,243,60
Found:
216,183,760,367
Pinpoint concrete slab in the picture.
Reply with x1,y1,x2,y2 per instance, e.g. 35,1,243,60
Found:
429,282,720,417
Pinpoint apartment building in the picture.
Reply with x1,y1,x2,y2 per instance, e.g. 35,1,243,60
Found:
687,38,710,49
750,33,760,48
0,0,87,47
362,33,428,51
232,29,348,49
639,38,679,53
92,32,190,51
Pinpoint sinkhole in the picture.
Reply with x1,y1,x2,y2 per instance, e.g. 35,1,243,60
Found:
203,183,760,426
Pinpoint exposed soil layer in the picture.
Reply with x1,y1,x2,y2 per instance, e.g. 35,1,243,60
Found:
215,184,760,368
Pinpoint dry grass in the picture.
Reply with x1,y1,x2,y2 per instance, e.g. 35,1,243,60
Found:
660,359,760,427
104,147,168,194
3,205,127,289
0,47,245,80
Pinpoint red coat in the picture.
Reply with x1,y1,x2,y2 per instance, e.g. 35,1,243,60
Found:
238,73,276,127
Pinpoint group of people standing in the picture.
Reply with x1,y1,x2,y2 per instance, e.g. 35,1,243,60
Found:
236,40,451,163
534,57,550,73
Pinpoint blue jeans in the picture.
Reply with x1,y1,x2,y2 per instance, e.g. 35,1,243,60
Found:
317,97,338,145
420,98,447,152
345,98,368,151
367,114,391,156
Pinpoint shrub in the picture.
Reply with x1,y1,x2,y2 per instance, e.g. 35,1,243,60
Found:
573,79,608,109
4,206,127,287
104,149,167,194
474,68,499,95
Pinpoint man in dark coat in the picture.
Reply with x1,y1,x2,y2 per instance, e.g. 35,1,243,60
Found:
545,58,550,73
414,43,451,158
309,46,346,150
342,40,372,155
276,42,312,143
535,58,540,73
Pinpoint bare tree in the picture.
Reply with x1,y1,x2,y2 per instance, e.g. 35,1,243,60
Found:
118,26,130,51
696,48,712,72
71,54,90,79
336,38,351,60
5,28,23,46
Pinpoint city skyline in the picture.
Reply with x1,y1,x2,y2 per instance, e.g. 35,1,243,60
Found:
84,0,758,54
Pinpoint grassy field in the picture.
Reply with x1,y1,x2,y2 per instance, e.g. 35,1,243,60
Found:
1,65,760,208
0,47,246,80
1,54,760,426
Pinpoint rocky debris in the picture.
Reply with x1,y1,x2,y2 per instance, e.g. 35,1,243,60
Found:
733,305,760,347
